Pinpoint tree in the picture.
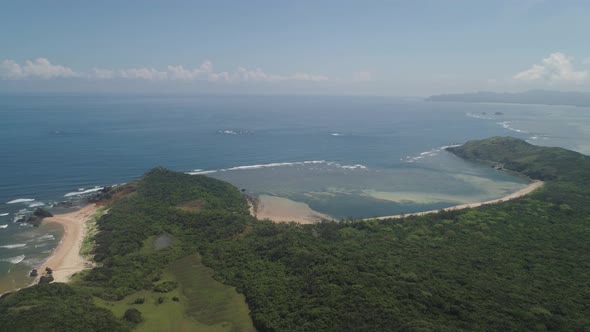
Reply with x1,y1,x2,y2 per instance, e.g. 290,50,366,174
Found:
123,308,143,323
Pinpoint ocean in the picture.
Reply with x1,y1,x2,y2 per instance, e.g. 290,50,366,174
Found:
1,94,590,293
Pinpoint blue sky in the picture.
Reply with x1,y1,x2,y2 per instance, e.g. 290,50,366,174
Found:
2,0,590,95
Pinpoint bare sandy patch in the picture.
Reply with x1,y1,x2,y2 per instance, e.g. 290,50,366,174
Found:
252,195,334,224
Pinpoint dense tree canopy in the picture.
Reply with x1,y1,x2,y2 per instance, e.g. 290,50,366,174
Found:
1,137,589,331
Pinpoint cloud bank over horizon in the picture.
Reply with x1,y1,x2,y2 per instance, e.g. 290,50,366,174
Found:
0,58,331,84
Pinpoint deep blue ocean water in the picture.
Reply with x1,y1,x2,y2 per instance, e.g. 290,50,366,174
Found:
1,94,589,292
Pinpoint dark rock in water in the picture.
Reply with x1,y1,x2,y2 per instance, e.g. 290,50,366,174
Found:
87,186,114,203
34,208,53,218
54,201,73,208
26,215,42,227
30,269,38,277
14,214,42,226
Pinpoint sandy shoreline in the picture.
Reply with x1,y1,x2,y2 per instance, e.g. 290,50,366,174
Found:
249,181,544,224
365,180,544,220
251,195,334,224
38,204,98,283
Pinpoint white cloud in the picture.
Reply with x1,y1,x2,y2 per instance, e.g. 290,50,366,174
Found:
0,58,77,79
167,61,213,80
514,52,588,83
163,62,328,83
119,68,168,80
91,68,114,79
0,60,23,79
514,64,546,81
1,57,329,84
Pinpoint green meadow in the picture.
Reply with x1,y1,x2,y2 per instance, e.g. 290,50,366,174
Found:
95,254,254,332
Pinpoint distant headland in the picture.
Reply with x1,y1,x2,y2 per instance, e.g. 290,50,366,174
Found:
426,90,590,107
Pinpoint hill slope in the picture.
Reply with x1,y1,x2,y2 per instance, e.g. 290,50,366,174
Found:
2,138,590,331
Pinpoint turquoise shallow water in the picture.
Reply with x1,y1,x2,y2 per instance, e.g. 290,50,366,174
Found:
1,94,590,291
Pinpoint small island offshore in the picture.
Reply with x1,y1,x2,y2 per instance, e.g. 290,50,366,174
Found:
1,137,589,331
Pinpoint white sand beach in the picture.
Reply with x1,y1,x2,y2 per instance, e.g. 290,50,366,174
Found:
252,195,334,224
38,204,98,282
366,180,544,220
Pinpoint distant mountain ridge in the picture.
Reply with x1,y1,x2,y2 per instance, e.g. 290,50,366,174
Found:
426,90,590,107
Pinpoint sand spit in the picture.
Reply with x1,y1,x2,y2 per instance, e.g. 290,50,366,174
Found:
366,180,544,220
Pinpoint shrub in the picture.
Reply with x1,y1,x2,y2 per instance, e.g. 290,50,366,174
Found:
153,281,178,293
123,308,143,323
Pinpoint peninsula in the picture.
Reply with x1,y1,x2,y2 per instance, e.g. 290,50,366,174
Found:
1,137,589,331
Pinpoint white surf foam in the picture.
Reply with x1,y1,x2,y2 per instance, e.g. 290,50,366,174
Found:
0,225,7,229
497,121,529,134
226,160,326,171
0,213,8,217
1,255,25,264
187,160,368,175
466,112,493,120
6,198,35,204
187,169,219,175
28,202,45,208
330,133,344,136
0,244,26,249
36,234,55,242
22,257,45,268
218,129,254,135
64,186,104,197
403,144,461,163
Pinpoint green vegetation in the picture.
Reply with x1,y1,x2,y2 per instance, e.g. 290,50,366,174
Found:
2,138,589,331
0,283,125,331
124,308,143,323
80,206,108,259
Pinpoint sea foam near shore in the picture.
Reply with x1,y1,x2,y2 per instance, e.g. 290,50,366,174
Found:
6,198,35,204
0,244,26,249
1,255,25,264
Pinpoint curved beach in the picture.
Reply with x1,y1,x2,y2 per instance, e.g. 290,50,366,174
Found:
251,181,544,223
38,204,98,282
366,180,544,220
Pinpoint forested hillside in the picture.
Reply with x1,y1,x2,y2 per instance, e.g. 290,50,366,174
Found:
1,138,589,331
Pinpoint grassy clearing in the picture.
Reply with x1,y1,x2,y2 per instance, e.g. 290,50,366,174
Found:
94,254,255,332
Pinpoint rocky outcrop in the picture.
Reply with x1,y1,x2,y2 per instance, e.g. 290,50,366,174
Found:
34,208,53,218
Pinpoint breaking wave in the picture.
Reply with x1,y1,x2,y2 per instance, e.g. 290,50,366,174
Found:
0,243,26,249
6,198,35,204
1,255,25,264
0,213,8,217
403,144,461,163
218,129,254,135
64,187,104,197
0,225,7,229
497,121,529,134
36,234,56,242
187,160,368,175
466,112,493,120
29,202,45,208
